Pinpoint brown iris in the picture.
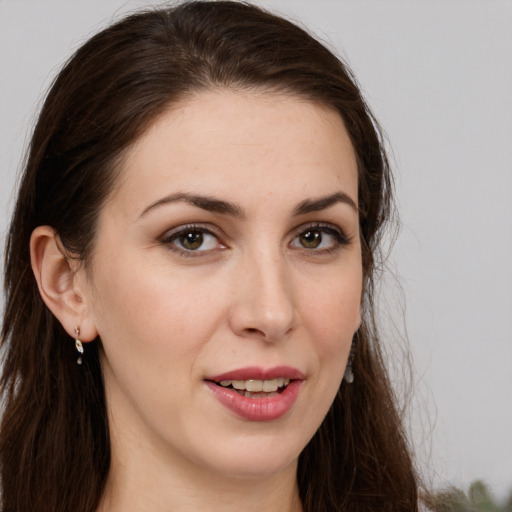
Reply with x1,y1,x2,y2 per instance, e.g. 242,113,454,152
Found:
299,230,322,248
180,231,203,250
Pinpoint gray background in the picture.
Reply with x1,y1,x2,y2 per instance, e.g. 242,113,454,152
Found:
1,0,511,498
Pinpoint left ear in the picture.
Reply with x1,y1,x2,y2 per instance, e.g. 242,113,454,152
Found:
30,225,98,343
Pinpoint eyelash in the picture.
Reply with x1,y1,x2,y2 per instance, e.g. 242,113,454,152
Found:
160,224,223,258
291,223,351,254
160,222,351,257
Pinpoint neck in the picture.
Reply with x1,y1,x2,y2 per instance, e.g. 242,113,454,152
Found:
98,455,302,512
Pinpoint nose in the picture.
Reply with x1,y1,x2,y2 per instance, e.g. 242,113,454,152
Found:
228,249,298,342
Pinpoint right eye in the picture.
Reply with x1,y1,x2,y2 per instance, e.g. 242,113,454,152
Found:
162,225,225,255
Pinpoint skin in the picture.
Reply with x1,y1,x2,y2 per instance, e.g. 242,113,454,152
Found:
32,90,362,512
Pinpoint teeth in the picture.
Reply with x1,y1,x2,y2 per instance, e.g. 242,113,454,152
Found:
262,379,278,392
232,380,245,390
218,378,291,392
246,380,263,392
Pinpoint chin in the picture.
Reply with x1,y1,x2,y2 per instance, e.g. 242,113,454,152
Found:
197,436,302,480
217,458,298,481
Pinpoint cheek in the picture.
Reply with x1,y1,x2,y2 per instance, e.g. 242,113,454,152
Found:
88,257,223,429
300,272,362,356
293,270,361,440
89,253,224,365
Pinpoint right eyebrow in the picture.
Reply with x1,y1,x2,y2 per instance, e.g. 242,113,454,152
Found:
138,192,244,219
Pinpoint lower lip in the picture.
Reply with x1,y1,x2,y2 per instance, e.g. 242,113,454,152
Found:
205,380,302,421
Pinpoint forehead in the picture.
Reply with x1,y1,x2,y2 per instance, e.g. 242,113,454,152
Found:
110,89,358,216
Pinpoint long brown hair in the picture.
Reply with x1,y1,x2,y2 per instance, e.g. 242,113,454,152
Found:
1,2,419,511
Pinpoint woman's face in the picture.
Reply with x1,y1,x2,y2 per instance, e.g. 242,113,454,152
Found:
80,90,362,481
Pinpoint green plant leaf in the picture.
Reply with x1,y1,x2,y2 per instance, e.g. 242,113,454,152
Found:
429,481,512,512
469,481,499,511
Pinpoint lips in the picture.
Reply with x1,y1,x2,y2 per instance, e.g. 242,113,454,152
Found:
204,366,305,421
207,365,305,382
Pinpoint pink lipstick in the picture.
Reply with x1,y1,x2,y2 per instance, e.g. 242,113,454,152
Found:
205,366,304,422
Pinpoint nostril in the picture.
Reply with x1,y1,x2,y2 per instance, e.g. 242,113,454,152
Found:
245,327,262,335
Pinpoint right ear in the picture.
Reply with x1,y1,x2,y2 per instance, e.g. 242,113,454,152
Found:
30,226,98,342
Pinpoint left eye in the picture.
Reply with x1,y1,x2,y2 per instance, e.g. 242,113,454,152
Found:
290,225,346,251
165,228,222,252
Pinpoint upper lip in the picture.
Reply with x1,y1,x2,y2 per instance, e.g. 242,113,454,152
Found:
206,365,305,382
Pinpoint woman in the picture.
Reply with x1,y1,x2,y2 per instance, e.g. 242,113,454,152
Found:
1,2,422,511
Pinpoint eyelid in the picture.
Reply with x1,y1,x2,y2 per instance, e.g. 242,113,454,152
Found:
160,223,208,240
293,221,348,238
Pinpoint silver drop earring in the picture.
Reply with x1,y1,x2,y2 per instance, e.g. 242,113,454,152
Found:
343,333,357,384
75,326,84,365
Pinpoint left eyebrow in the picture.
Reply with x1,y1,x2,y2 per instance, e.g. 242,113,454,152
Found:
292,192,358,216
